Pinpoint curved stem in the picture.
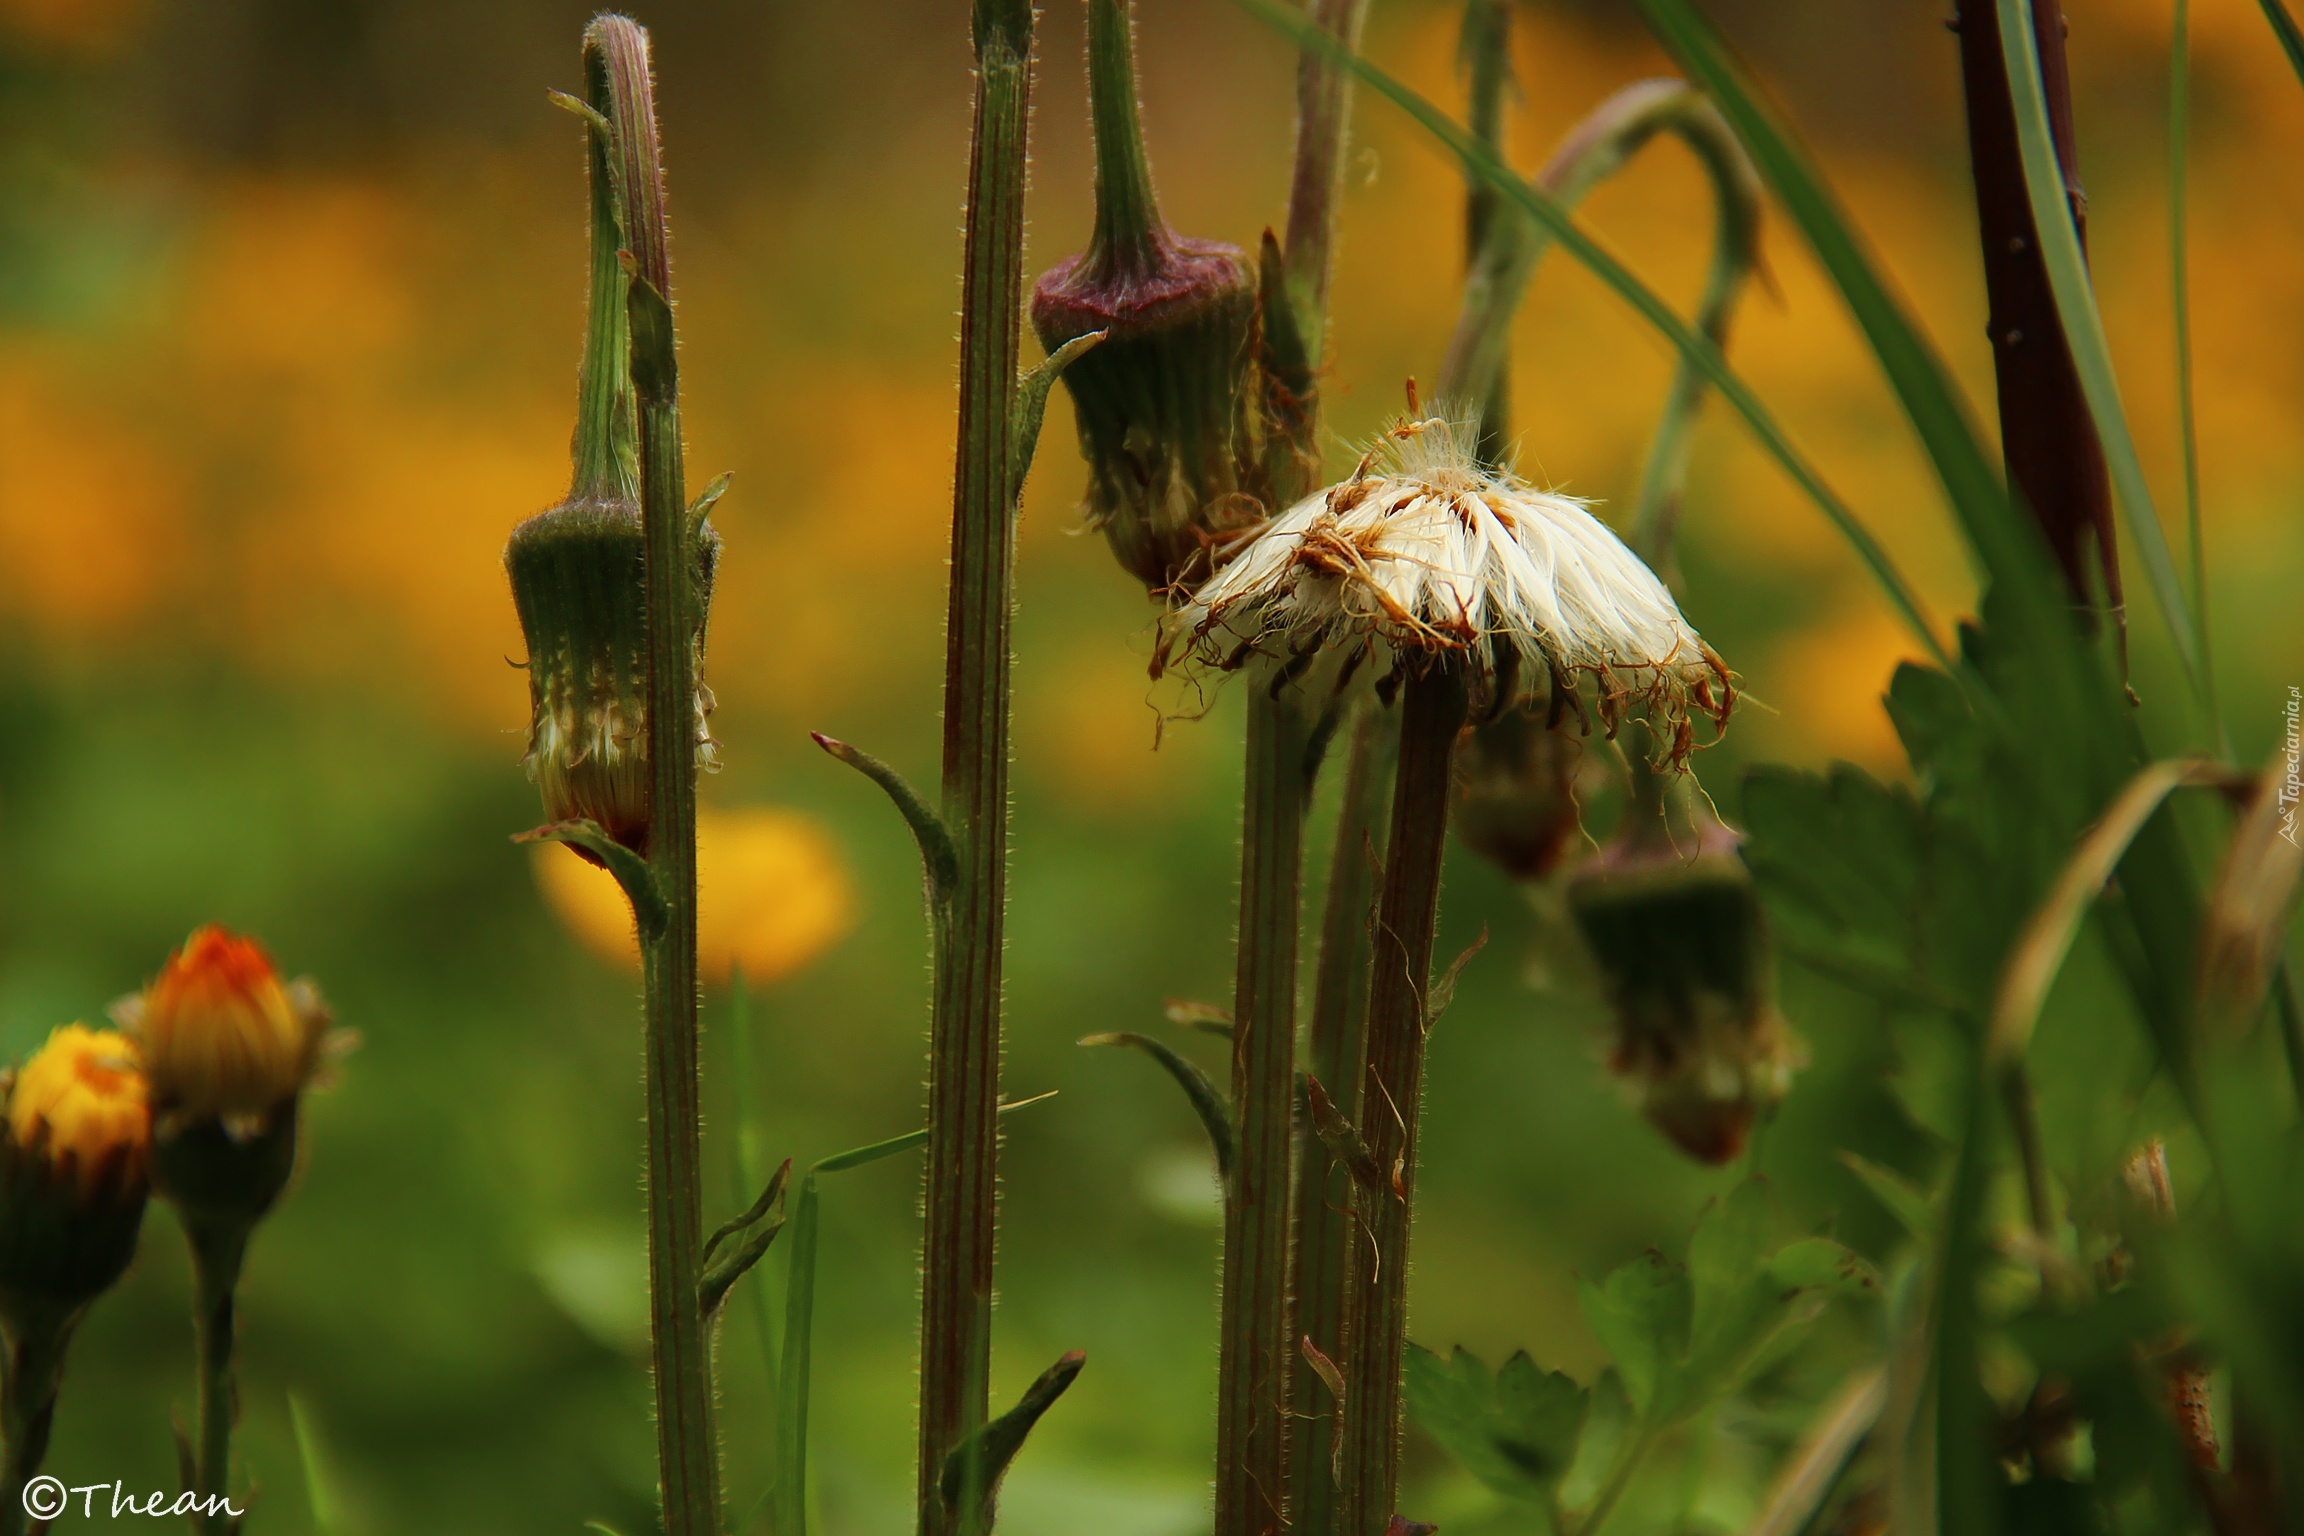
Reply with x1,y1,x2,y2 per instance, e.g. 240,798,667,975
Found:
1577,1426,1657,1536
1281,0,1374,360
1436,78,1761,463
1460,0,1514,463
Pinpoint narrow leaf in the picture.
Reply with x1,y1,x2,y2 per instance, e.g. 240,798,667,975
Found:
699,1210,789,1319
2196,761,2304,1038
703,1158,792,1269
1081,1031,1234,1178
2259,0,2304,86
1994,0,2207,702
1740,1368,1888,1536
1164,998,1237,1039
812,1091,1059,1176
1424,924,1488,1028
811,732,960,904
1837,1151,1936,1241
513,819,668,941
938,1350,1087,1531
1013,330,1103,488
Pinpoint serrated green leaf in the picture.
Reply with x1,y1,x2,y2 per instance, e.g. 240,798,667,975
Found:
1404,1344,1585,1505
1577,1250,1689,1421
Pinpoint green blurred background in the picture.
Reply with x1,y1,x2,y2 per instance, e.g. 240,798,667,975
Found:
1,0,2298,1530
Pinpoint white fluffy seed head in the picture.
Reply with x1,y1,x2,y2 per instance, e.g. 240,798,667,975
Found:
1157,412,1732,758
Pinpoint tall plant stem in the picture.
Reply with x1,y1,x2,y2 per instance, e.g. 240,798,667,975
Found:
777,1174,824,1536
0,1305,70,1536
1281,0,1374,350
591,19,721,1535
1337,659,1471,1536
1460,0,1513,462
1216,691,1314,1536
918,3,1033,1530
1286,701,1399,1536
1952,0,2120,629
187,1221,248,1535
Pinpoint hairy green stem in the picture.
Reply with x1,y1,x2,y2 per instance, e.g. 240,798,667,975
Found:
1216,691,1314,1536
1085,0,1163,276
187,1222,248,1535
1286,701,1399,1536
918,5,1033,1529
1280,0,1374,359
0,1305,70,1536
1460,0,1513,462
590,19,721,1536
1337,660,1471,1536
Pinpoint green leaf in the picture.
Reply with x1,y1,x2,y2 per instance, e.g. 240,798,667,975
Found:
512,818,668,942
810,732,960,905
938,1350,1087,1534
2258,0,2304,86
1404,1343,1586,1504
1080,1031,1234,1178
1577,1250,1689,1421
1013,331,1102,489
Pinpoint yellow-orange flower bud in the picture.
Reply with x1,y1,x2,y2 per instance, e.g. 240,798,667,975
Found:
5,1024,149,1199
120,927,329,1128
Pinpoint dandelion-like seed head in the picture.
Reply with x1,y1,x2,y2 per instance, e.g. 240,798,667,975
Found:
1159,406,1732,761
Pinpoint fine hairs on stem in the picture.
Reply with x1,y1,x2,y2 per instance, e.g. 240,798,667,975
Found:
586,18,722,1535
918,0,1034,1529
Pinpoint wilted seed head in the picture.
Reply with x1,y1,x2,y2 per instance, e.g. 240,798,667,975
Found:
117,926,330,1135
1567,804,1796,1164
1160,410,1733,757
1453,706,1587,881
0,1024,151,1310
505,494,720,856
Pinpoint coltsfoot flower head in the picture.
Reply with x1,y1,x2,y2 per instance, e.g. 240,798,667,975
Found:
505,493,720,857
1567,802,1796,1164
0,1024,150,1309
1029,0,1262,596
1453,706,1587,881
1159,408,1733,758
118,926,330,1133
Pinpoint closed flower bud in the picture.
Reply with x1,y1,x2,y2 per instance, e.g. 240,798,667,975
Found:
118,926,330,1133
0,1024,150,1310
506,495,721,857
1567,801,1796,1164
1453,707,1586,881
1031,0,1261,595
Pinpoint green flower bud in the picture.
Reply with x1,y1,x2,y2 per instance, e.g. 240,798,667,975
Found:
1030,0,1261,595
1567,799,1796,1164
1453,707,1586,880
505,494,719,857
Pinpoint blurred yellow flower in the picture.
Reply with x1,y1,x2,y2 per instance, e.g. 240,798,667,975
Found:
119,927,330,1127
535,805,856,988
7,1024,149,1197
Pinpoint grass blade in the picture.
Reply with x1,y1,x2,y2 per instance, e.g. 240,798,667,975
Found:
2170,0,2217,724
1233,0,1952,670
1994,0,2209,708
2257,0,2304,86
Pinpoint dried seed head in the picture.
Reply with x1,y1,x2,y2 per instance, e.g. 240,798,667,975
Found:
1453,707,1587,881
505,494,719,856
1160,410,1732,760
1567,803,1796,1163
